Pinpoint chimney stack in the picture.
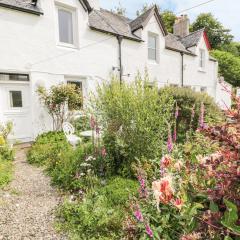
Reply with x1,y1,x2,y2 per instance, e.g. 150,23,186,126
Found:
173,15,190,38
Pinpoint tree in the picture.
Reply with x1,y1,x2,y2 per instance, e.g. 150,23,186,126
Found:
219,42,240,57
161,11,176,33
136,3,176,33
112,2,126,16
37,84,82,131
192,13,233,49
211,50,240,87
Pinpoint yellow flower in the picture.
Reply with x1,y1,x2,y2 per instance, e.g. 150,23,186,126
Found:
0,135,5,145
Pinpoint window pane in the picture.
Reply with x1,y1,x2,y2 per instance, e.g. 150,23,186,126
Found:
199,50,205,68
58,9,73,44
0,73,29,81
148,48,156,61
10,91,23,108
148,35,156,49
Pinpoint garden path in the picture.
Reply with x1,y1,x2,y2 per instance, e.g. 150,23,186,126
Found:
0,146,67,240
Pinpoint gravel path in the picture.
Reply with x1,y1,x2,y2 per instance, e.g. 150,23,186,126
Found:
0,147,67,240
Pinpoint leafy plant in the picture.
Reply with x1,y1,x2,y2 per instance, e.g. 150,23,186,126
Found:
37,84,82,131
92,76,174,176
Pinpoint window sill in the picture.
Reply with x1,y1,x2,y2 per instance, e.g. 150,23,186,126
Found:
198,68,206,73
148,60,159,65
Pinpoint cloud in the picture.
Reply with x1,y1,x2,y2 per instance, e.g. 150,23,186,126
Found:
100,0,240,41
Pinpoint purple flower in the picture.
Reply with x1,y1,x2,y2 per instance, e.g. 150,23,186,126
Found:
145,225,153,238
167,131,173,153
134,209,144,222
138,176,148,198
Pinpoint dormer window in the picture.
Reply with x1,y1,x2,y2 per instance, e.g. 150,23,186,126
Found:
57,6,77,47
199,49,205,69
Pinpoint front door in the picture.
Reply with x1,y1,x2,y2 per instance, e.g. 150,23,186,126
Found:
0,83,32,142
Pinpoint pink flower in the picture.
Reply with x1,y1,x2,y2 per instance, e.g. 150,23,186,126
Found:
101,147,107,157
145,225,153,238
134,209,144,222
174,161,183,171
174,198,183,210
161,155,172,168
138,175,148,198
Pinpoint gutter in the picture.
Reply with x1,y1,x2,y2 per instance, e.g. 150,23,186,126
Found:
0,3,43,15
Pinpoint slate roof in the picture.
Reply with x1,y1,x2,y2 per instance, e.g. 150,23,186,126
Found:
0,0,43,15
165,34,195,55
180,28,205,49
89,9,142,41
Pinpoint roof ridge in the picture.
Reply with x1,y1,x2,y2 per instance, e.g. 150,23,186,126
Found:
181,28,205,39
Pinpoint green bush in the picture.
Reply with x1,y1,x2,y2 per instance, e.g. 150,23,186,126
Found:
159,87,223,141
27,131,70,166
57,177,138,239
93,77,174,176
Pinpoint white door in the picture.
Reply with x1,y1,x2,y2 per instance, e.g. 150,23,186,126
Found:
0,83,32,142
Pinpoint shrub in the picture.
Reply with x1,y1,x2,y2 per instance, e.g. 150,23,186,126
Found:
159,87,223,142
0,159,13,188
37,84,82,131
93,77,174,176
57,177,138,239
27,131,70,166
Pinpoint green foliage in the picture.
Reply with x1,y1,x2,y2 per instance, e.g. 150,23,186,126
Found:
37,84,82,131
161,10,176,33
191,13,233,49
211,50,240,87
160,87,223,141
27,131,70,166
221,199,240,234
0,159,13,188
112,2,126,16
57,177,138,239
219,42,240,57
93,77,174,176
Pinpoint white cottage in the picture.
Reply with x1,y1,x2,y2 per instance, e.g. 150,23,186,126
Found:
0,0,225,142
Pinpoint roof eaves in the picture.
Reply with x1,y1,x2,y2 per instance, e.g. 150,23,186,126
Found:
166,46,196,56
89,26,142,42
0,2,43,15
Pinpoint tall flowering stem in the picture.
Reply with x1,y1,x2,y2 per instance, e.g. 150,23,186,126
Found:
137,175,148,199
167,127,173,153
199,102,205,129
173,102,179,142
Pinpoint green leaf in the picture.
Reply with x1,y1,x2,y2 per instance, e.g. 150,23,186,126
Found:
210,201,219,213
221,199,240,234
224,236,233,240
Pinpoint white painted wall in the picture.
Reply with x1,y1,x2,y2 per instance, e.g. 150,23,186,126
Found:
0,0,220,141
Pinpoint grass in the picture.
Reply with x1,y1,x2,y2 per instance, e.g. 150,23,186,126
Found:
0,160,13,189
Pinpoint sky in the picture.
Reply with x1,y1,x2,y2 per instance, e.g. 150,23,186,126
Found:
99,0,240,41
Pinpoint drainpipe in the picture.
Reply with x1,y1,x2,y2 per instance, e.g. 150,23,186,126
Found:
180,52,184,87
117,35,123,84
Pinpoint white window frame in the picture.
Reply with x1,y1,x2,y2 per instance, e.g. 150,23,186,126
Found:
148,33,158,62
56,4,78,48
199,49,206,70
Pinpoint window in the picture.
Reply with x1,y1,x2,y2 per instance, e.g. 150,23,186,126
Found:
199,49,205,69
68,81,82,92
10,91,23,108
0,73,29,82
200,87,207,93
148,34,157,61
58,8,74,45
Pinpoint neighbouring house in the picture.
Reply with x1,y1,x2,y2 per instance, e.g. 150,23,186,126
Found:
0,0,229,142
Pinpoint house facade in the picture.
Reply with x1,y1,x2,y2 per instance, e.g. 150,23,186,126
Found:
0,0,225,142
